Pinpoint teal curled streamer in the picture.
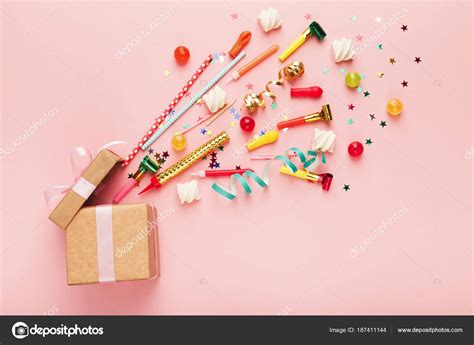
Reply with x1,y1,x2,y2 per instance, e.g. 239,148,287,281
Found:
211,147,321,200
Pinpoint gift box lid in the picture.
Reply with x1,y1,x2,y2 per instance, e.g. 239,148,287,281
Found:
49,149,122,229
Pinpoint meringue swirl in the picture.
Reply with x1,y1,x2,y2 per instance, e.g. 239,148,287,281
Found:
312,128,336,153
203,86,226,113
177,180,201,205
258,8,282,33
332,37,355,63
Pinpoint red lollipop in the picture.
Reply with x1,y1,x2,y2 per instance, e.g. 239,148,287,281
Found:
348,141,364,157
174,46,190,64
240,116,255,132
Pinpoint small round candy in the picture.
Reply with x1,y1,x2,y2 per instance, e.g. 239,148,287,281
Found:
174,46,190,64
240,116,255,132
345,72,361,88
348,141,364,157
387,98,403,116
171,133,187,151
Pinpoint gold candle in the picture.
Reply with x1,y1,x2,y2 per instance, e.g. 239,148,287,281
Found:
139,131,230,194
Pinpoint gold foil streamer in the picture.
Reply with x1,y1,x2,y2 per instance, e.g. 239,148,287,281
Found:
243,61,305,113
156,131,230,185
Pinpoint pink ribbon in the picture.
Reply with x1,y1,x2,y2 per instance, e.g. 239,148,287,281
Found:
44,142,127,210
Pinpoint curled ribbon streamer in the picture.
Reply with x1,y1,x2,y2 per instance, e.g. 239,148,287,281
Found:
44,141,127,210
211,147,319,200
243,61,305,113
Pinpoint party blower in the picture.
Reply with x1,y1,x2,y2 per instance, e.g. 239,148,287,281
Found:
113,156,160,203
139,131,230,195
277,104,332,130
279,21,326,62
280,166,333,191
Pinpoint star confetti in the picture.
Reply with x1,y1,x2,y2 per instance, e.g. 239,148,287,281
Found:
230,12,238,20
233,112,241,120
235,165,241,169
218,54,225,63
343,184,350,191
148,148,154,154
360,73,366,79
377,72,384,78
206,129,213,136
380,120,387,128
246,83,254,90
218,145,224,151
339,67,346,74
365,139,373,145
128,173,133,178
271,102,278,110
401,24,408,31
375,17,382,23
154,153,161,160
351,15,358,22
322,67,329,74
355,34,363,41
356,86,363,93
348,104,355,110
304,13,312,20
200,128,207,135
369,114,376,120
163,70,170,76
347,118,354,125
162,151,169,158
414,57,422,63
230,107,237,114
213,162,221,169
389,57,396,64
401,80,408,87
363,91,370,97
230,121,236,128
376,43,383,50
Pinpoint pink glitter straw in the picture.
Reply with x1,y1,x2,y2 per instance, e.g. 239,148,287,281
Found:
122,54,213,167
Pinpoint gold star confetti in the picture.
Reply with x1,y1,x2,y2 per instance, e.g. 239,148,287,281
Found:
230,121,236,127
218,54,225,63
196,98,203,104
207,129,213,136
163,70,171,76
282,115,289,121
377,72,384,78
389,57,396,64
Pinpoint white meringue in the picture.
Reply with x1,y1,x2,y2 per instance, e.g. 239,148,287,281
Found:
203,86,226,113
177,180,201,205
312,128,336,153
257,8,282,33
331,37,355,63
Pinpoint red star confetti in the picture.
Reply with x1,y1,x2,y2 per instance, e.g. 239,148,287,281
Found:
401,80,408,87
230,12,238,20
304,14,312,20
246,83,254,90
414,57,422,63
348,104,355,110
401,25,408,31
356,34,363,41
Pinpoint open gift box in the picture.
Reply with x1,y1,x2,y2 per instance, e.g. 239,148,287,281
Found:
48,149,159,285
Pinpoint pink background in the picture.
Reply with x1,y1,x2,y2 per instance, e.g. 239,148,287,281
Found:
1,1,472,315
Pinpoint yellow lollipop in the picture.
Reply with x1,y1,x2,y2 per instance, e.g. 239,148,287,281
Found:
387,98,403,116
171,133,187,151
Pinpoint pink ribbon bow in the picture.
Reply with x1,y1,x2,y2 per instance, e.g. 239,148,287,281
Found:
44,142,126,210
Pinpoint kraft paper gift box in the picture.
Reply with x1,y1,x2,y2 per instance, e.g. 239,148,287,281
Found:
66,203,159,285
49,149,122,230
